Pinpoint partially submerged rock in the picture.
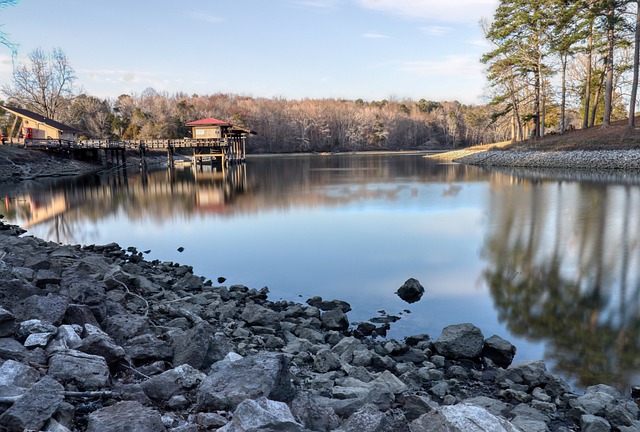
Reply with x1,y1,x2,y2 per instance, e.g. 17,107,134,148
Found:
396,278,425,303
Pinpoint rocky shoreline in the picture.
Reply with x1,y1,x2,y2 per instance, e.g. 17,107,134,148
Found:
454,148,640,171
0,221,638,431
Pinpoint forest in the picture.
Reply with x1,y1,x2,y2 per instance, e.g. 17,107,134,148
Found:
4,0,640,152
483,0,640,140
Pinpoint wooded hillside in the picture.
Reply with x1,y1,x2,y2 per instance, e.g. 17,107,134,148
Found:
47,92,510,153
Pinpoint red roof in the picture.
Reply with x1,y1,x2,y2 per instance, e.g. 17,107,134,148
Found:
185,117,230,126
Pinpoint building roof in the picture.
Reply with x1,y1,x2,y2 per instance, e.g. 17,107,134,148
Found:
1,105,81,133
186,117,257,135
185,117,230,127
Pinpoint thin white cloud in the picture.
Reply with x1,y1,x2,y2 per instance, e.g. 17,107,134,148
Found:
187,12,223,24
356,0,499,23
294,0,342,10
363,33,390,39
420,26,451,37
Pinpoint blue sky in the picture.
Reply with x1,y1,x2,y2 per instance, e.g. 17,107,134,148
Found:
0,0,498,103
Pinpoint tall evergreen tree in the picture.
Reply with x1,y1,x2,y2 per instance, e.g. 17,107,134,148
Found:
483,0,555,139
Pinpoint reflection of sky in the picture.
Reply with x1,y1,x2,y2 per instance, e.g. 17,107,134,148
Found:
10,157,552,366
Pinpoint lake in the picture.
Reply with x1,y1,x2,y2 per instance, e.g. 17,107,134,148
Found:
3,152,640,394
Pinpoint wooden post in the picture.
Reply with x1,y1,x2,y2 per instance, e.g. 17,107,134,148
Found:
167,144,174,167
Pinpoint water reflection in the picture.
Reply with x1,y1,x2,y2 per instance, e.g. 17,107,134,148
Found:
3,154,640,392
483,174,640,391
2,163,247,244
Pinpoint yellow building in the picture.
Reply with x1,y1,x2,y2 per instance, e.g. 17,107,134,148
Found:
2,105,81,142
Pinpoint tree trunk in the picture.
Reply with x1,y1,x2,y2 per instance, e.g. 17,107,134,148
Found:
602,11,615,128
629,0,640,128
583,30,593,129
534,66,541,138
561,53,568,133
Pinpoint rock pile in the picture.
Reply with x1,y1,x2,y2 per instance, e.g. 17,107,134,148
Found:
0,221,638,431
455,149,640,170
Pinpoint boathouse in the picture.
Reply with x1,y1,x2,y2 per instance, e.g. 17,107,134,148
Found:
1,105,80,142
185,117,256,165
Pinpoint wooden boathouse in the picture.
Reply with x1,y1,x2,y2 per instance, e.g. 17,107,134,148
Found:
1,105,81,142
185,117,256,166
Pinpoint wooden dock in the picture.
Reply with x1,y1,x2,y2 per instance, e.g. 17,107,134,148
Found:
14,137,248,170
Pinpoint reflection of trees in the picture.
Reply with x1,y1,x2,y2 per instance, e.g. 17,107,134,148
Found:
483,179,640,390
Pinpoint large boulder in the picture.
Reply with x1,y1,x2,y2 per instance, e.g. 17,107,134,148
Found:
197,352,295,411
321,308,349,331
0,359,40,391
48,350,109,390
433,323,484,359
396,278,425,304
86,401,165,432
171,321,231,369
410,404,521,432
0,376,64,432
141,364,206,403
483,335,516,368
219,397,304,432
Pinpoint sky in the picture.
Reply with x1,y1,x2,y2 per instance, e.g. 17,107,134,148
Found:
0,0,499,104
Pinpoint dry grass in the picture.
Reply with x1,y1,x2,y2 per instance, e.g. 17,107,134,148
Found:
430,117,640,162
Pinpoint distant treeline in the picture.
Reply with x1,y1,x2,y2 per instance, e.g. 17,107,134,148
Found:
31,91,511,153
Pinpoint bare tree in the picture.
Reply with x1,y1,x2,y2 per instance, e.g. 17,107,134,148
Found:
2,47,76,120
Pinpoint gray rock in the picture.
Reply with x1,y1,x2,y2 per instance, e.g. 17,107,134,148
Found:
171,321,231,369
0,337,26,361
290,392,341,432
605,400,639,428
511,416,549,432
35,269,62,287
570,389,615,417
141,364,206,402
0,306,16,337
483,334,516,368
17,294,69,324
0,359,40,388
24,331,55,348
464,395,511,418
103,313,149,345
396,278,425,303
314,348,342,373
0,360,41,402
497,360,550,389
240,303,281,327
219,397,303,432
409,404,521,432
195,412,228,429
197,352,296,411
48,349,109,390
0,376,64,432
306,296,352,313
434,323,484,359
321,308,349,331
123,333,173,362
580,414,610,432
52,324,83,350
342,404,387,432
77,333,126,366
401,394,438,422
17,319,58,340
86,401,166,432
64,304,100,327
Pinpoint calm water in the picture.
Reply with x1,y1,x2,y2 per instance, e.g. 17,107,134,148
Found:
3,153,640,393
